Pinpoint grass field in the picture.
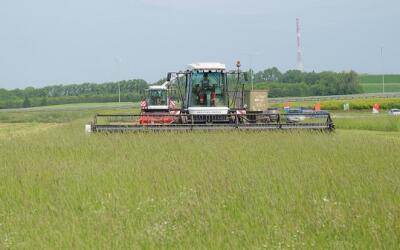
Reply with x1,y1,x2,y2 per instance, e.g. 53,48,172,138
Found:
359,74,400,93
1,106,399,249
0,103,137,123
269,98,400,111
359,74,400,84
334,113,400,132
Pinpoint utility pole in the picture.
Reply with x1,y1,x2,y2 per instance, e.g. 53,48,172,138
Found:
247,52,263,90
250,55,254,91
381,47,385,93
114,57,122,103
243,51,263,91
118,82,121,103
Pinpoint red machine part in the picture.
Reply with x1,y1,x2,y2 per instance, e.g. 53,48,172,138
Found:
139,114,175,125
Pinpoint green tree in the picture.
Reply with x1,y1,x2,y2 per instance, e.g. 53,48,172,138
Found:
254,67,282,82
281,70,304,83
303,71,319,85
40,96,48,106
23,96,31,108
337,71,362,94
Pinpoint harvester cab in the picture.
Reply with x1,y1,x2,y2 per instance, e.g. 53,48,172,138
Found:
143,86,169,111
168,62,247,116
186,63,230,115
141,76,178,112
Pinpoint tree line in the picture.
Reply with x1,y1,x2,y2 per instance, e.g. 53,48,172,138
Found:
0,68,363,109
252,68,362,97
0,79,148,109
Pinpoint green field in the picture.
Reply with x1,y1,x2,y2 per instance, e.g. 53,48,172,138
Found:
270,98,400,111
359,74,400,93
1,105,399,248
0,103,137,123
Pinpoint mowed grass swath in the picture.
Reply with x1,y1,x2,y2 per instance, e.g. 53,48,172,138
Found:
1,117,399,249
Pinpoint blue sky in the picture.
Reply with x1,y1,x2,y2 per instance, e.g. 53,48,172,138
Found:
0,0,399,89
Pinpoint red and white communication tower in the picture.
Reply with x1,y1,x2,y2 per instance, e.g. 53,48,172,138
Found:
296,18,303,72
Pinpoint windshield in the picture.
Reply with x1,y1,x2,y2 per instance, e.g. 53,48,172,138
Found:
191,72,226,107
146,89,168,106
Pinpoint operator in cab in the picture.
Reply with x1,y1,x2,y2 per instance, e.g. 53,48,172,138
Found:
202,73,210,88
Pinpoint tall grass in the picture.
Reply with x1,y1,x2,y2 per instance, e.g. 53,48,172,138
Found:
334,115,400,132
1,122,399,249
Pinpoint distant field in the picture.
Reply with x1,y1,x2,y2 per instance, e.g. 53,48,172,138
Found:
0,103,138,123
359,74,400,84
269,97,400,111
359,74,400,93
0,102,137,113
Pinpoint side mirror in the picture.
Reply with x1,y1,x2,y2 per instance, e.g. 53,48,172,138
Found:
167,73,172,81
244,72,249,81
